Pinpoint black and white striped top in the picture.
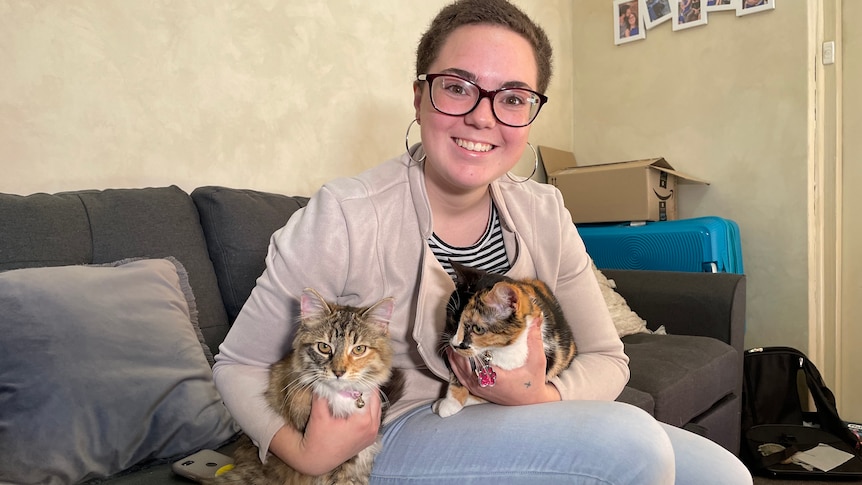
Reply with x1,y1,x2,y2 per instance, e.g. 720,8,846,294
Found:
428,203,510,279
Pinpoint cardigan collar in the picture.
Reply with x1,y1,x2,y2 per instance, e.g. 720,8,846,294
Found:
403,148,535,378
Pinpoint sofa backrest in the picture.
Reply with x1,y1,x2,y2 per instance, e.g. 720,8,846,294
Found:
0,186,230,356
191,186,309,325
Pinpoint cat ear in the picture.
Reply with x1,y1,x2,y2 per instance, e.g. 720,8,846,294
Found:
300,288,334,320
362,297,395,332
450,260,468,284
450,261,480,286
485,282,518,319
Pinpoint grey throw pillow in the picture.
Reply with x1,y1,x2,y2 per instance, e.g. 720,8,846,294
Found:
0,258,239,485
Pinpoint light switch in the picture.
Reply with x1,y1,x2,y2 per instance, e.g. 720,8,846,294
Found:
823,41,835,65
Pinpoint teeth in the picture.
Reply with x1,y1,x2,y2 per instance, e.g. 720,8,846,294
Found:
456,139,492,152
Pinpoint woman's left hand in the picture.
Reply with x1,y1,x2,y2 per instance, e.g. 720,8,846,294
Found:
447,319,562,405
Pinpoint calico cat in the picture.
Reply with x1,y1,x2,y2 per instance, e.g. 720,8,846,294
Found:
208,288,396,485
433,262,577,418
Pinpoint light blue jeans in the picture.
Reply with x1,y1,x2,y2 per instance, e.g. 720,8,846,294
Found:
370,401,752,484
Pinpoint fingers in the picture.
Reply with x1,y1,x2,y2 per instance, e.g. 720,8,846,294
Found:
526,321,547,368
301,393,381,473
365,390,383,422
446,347,473,388
444,322,552,405
309,393,381,444
310,393,329,418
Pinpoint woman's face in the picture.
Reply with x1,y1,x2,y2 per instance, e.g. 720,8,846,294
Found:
413,24,539,194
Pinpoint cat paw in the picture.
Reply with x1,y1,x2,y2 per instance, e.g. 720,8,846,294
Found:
433,398,463,418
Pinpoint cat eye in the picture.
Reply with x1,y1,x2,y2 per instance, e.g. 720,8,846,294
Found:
317,342,332,354
471,325,486,335
352,345,367,356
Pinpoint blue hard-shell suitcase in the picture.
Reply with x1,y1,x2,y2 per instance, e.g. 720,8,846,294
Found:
576,216,744,274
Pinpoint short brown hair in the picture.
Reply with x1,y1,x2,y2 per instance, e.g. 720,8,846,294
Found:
416,0,553,94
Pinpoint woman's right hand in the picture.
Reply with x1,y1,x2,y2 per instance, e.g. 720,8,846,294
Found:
269,392,382,476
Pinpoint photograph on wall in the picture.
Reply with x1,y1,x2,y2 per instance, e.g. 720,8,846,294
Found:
672,0,707,31
614,0,646,45
706,0,739,12
737,0,775,16
642,0,672,29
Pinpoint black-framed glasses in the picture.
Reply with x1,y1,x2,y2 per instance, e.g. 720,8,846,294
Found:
418,73,548,128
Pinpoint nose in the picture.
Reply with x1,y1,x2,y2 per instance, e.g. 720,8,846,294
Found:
452,333,471,350
333,368,345,378
464,97,496,128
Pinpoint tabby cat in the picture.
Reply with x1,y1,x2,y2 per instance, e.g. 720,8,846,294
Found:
208,288,396,485
433,262,577,418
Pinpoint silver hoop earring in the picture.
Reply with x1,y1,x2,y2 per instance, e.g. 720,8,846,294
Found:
507,142,539,183
405,119,426,164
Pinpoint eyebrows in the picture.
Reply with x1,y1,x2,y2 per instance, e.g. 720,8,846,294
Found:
437,67,535,91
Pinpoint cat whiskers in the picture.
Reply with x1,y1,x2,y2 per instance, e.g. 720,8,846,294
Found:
334,372,386,410
377,387,392,411
445,292,461,315
436,332,455,357
352,373,382,399
467,355,480,374
445,301,457,315
278,374,317,413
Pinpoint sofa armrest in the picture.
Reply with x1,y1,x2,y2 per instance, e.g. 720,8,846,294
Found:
600,270,746,354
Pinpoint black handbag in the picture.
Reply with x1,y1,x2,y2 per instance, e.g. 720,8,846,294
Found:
740,347,862,479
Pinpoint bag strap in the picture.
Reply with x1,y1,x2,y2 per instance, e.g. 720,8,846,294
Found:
801,357,862,453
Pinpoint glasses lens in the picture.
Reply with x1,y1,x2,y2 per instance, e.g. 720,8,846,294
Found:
429,75,479,116
493,89,543,127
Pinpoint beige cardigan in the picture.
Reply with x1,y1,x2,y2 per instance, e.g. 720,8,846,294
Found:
212,153,629,461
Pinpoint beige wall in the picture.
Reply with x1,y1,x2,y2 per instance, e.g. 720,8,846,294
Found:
0,2,841,372
0,0,573,196
571,2,810,352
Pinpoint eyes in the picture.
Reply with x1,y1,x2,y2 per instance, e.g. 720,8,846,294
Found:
471,324,486,335
315,342,369,356
441,80,530,107
499,92,529,107
443,82,469,97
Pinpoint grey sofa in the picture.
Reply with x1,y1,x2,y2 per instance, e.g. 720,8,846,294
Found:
0,185,746,484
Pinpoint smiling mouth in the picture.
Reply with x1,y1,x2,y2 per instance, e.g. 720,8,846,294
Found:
455,138,493,153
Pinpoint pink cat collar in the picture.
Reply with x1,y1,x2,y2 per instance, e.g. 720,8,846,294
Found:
340,390,365,408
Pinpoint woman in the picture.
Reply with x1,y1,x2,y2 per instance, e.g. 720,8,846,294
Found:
213,1,752,483
624,8,640,37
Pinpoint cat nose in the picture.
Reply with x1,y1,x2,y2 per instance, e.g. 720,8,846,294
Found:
333,369,345,378
456,341,470,350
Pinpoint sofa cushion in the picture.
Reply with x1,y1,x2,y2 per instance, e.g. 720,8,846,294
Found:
622,333,738,427
0,187,230,357
191,186,309,323
0,258,239,485
616,386,656,416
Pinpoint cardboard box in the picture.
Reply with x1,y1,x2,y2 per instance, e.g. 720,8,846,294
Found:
539,146,709,224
